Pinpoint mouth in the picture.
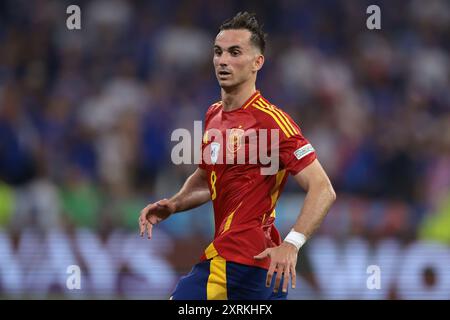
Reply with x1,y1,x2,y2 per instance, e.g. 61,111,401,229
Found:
217,70,232,78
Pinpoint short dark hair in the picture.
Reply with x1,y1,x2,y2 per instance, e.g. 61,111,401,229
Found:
219,12,267,54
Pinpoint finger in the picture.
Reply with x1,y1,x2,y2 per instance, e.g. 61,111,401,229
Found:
140,203,157,223
139,217,146,237
146,222,153,239
139,202,158,237
291,265,297,289
273,265,284,293
282,265,290,293
266,262,277,287
254,249,270,260
139,221,145,237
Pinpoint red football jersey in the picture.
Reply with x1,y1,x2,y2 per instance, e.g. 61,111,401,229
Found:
199,90,316,269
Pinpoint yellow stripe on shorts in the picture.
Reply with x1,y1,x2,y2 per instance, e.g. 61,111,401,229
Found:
207,256,227,300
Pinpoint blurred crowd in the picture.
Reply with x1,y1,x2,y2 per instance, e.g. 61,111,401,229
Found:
0,0,449,244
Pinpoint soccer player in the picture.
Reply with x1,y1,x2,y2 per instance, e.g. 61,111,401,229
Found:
138,12,336,300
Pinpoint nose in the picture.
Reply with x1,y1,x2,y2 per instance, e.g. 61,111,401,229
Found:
217,53,229,67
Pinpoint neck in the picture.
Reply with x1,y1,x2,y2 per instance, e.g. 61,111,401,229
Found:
221,82,256,112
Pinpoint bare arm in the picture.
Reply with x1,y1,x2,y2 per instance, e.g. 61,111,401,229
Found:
170,168,211,213
290,158,336,238
255,159,336,293
139,168,210,238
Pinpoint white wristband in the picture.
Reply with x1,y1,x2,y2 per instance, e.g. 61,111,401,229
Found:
284,229,307,251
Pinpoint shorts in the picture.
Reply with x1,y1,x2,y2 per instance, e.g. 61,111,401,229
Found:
170,256,288,300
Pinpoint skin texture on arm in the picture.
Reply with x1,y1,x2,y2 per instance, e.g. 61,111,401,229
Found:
170,168,211,213
254,159,336,293
290,159,337,238
138,168,210,239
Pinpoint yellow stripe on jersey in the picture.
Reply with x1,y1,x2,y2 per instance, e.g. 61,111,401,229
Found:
259,98,299,135
243,92,260,109
261,208,276,225
252,102,291,138
207,256,227,300
204,242,219,260
221,202,242,234
257,99,296,137
211,101,222,110
271,169,286,208
270,209,276,218
261,209,276,226
222,212,235,233
259,99,299,135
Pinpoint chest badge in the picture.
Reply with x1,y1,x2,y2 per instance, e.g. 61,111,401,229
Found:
227,128,245,154
210,142,220,164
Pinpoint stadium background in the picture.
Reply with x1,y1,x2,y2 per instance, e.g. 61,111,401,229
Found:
0,0,449,299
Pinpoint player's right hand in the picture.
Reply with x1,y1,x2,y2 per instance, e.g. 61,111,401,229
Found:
139,198,176,239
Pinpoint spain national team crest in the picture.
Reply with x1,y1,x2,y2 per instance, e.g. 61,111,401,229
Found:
227,128,245,154
210,142,220,164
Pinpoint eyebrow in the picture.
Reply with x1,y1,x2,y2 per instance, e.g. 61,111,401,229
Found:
214,45,242,51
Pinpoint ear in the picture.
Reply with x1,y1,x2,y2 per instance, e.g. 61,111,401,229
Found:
253,54,264,72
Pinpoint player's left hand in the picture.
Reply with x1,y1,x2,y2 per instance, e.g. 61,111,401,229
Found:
254,242,298,293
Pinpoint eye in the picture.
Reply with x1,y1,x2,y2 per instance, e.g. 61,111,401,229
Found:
214,49,222,56
231,50,240,56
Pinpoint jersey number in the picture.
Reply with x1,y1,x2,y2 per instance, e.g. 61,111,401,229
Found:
210,170,217,200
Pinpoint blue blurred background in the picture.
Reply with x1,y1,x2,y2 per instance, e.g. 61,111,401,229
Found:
0,0,449,299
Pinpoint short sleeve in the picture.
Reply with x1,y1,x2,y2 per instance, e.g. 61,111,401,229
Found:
276,110,316,175
253,102,317,176
279,133,316,175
